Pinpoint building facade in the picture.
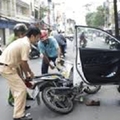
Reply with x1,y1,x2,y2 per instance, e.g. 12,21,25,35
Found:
0,0,40,45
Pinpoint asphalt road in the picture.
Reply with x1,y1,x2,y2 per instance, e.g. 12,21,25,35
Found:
1,40,120,120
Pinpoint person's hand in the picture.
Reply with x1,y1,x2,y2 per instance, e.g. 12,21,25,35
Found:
49,64,55,69
25,81,33,88
40,53,44,59
56,57,64,66
26,71,34,80
56,57,61,64
49,61,55,69
30,71,34,79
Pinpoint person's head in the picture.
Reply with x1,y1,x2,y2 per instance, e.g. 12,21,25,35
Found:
47,28,52,36
30,21,39,28
57,30,61,34
82,32,84,34
40,30,49,43
26,26,41,44
13,23,28,38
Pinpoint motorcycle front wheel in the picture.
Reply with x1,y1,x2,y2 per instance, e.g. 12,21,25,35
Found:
84,85,101,94
42,87,74,114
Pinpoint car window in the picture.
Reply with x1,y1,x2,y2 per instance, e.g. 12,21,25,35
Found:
75,26,120,50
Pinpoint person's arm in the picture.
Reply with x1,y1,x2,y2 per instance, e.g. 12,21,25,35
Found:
60,34,67,43
20,44,34,79
38,41,54,69
42,53,55,69
20,61,34,78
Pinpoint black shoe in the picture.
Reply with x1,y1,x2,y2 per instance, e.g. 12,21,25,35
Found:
13,114,32,120
25,105,31,110
8,101,14,107
26,97,34,101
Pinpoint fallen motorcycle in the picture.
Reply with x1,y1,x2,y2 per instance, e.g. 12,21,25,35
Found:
26,73,75,114
26,59,75,113
41,76,100,114
26,58,101,114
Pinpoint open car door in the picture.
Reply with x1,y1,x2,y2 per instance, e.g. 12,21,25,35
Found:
75,25,120,85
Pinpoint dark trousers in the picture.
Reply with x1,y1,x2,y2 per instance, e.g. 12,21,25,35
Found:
42,56,57,74
60,45,66,57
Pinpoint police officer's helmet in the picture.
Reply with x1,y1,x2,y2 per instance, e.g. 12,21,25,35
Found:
13,23,28,36
40,30,48,39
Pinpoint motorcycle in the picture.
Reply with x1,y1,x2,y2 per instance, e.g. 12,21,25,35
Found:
26,72,76,113
26,58,101,114
29,43,40,59
80,40,87,48
26,59,75,113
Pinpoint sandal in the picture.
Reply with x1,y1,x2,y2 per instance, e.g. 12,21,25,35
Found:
85,100,100,106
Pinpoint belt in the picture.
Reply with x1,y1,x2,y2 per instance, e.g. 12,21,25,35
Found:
0,63,8,66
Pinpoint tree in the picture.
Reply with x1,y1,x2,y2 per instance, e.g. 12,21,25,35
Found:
86,12,96,26
85,5,105,28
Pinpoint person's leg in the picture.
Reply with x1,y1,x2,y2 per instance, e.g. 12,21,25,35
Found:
8,90,14,106
7,66,33,107
60,45,65,57
17,65,33,100
80,39,82,46
1,67,27,118
84,39,87,45
62,45,66,57
41,59,49,74
8,66,23,106
7,66,22,106
12,77,27,118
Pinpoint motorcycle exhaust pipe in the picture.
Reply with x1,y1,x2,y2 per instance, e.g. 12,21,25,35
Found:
49,87,72,95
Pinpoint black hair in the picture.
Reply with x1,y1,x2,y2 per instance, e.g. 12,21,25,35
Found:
26,26,41,38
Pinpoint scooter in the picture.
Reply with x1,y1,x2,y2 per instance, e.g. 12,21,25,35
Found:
79,40,87,48
29,43,40,59
36,59,100,114
25,58,101,114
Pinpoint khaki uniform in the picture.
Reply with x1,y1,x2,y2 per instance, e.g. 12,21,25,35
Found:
0,36,30,118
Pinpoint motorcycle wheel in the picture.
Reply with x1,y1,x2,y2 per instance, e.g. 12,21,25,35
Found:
42,87,74,114
84,85,101,94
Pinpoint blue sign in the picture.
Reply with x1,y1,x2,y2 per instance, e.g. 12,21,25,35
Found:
0,19,17,29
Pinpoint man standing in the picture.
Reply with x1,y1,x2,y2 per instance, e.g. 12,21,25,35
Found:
53,31,67,57
79,32,87,47
0,26,40,120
